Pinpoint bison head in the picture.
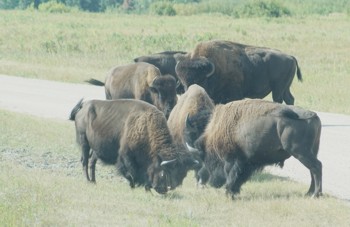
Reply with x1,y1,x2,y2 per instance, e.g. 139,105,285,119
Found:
149,75,178,119
151,150,199,193
134,51,188,94
175,56,215,92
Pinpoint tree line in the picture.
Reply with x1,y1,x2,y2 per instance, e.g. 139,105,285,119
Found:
0,0,200,13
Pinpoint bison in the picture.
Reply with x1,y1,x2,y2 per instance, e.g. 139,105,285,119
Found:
175,40,302,105
167,84,215,185
190,99,322,198
134,51,187,94
86,62,177,119
69,98,198,194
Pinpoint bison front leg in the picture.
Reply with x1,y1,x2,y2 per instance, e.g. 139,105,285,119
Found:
225,159,255,199
117,154,136,188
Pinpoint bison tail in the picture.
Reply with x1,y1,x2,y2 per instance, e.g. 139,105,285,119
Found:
85,78,105,86
69,98,84,121
293,57,303,82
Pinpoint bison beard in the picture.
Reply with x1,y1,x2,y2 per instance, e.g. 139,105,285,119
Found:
69,98,198,194
192,99,322,199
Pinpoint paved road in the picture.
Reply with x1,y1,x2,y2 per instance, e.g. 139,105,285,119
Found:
1,74,349,202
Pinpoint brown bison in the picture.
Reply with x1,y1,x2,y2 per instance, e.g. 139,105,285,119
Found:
134,51,188,94
86,62,177,119
190,99,322,198
175,40,302,105
167,84,215,184
69,98,198,194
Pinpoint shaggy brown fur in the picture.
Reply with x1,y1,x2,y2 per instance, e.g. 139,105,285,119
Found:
196,98,322,198
167,84,214,147
69,99,197,194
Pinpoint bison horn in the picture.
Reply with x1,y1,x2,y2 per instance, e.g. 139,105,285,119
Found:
206,61,215,78
186,142,198,153
160,158,177,166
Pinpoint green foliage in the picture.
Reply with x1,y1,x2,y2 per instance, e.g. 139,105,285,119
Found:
38,1,72,13
0,0,20,9
1,0,349,16
236,0,291,18
150,1,176,16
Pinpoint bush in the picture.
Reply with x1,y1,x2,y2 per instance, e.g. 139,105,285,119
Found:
38,1,71,13
150,2,176,16
236,0,291,18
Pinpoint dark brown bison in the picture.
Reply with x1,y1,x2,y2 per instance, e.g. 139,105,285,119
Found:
134,51,187,94
175,40,302,105
86,62,177,119
69,98,198,194
190,99,322,198
167,84,215,184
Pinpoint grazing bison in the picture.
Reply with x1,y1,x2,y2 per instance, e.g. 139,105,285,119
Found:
69,98,198,194
175,40,302,105
134,51,188,94
190,99,322,198
86,62,177,119
167,84,215,185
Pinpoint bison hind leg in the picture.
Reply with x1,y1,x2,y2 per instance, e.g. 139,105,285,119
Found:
89,151,98,183
294,153,322,197
79,137,91,182
283,88,295,105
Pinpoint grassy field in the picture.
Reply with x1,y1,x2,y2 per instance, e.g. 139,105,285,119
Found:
1,10,350,226
0,10,350,114
1,109,350,226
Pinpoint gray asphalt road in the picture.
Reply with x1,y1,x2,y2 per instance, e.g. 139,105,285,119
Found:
1,74,349,202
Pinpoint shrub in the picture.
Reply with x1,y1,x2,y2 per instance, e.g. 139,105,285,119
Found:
38,1,71,13
236,0,291,18
150,2,176,16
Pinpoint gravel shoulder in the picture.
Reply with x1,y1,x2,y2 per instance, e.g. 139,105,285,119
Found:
1,74,349,203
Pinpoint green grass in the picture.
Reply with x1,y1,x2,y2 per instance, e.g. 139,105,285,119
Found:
1,10,350,114
1,109,350,226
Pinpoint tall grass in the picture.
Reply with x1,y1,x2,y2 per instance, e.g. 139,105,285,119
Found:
1,10,349,114
1,109,350,226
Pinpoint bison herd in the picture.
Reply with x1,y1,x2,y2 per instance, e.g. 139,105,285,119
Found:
69,39,322,199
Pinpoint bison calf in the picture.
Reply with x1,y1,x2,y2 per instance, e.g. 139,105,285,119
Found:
69,98,198,194
191,99,322,198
